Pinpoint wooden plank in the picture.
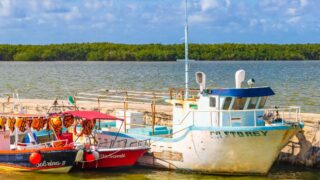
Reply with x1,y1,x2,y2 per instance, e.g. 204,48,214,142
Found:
153,150,184,162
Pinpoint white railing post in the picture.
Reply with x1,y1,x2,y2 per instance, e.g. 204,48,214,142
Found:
210,111,213,127
254,110,257,127
299,108,301,123
289,108,291,122
229,111,232,127
192,111,195,126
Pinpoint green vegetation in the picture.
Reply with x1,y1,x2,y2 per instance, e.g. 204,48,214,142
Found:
0,43,319,61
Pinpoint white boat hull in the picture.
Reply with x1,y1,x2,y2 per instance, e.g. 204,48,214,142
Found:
99,124,302,175
137,126,300,174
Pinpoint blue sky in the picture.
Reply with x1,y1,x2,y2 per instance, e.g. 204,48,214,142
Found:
0,0,319,44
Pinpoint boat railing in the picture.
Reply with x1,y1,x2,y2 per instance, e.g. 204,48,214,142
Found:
16,139,68,150
0,92,20,113
174,106,302,128
129,139,150,147
98,139,128,149
75,89,168,104
98,138,149,149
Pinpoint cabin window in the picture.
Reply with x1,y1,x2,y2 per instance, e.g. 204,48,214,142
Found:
223,97,232,110
209,97,216,108
258,96,268,108
232,97,247,110
247,97,258,109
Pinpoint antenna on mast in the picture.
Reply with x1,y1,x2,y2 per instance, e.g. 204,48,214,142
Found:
184,0,189,100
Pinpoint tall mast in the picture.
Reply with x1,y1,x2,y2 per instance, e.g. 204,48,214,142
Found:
184,0,189,100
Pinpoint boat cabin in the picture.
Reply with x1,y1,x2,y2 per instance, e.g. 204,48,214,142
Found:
171,87,275,131
171,70,277,135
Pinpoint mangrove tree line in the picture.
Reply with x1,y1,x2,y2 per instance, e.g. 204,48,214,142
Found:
0,43,319,61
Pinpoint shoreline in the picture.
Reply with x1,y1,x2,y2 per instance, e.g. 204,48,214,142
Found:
2,43,320,61
0,60,319,62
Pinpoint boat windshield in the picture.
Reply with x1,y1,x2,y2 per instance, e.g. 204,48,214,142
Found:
223,97,232,110
247,97,258,109
258,96,268,108
232,97,247,110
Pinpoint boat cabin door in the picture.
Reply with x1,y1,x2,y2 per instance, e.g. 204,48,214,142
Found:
208,96,219,126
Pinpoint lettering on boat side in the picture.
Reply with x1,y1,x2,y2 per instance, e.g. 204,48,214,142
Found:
210,131,268,139
36,160,66,167
100,153,126,159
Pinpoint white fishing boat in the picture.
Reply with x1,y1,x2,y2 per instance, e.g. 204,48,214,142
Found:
97,69,303,174
94,0,304,175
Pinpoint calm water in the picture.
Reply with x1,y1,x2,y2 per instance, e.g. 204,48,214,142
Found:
0,61,319,179
0,61,319,112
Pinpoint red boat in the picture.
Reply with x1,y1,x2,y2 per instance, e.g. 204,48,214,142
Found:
80,147,149,169
62,110,149,169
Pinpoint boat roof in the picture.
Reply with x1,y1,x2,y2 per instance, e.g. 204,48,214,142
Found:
209,87,275,98
63,111,123,121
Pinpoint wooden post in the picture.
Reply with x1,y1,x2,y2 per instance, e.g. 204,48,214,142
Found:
98,97,101,130
151,92,156,136
123,91,128,133
124,101,127,133
181,90,184,100
97,97,101,112
151,102,155,135
73,95,77,110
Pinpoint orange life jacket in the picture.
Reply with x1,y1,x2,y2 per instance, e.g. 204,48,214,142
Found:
16,117,27,132
31,117,41,131
63,114,74,128
0,117,7,131
49,116,62,134
8,117,16,132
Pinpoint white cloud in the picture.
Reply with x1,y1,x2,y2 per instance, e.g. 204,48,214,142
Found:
43,0,55,10
200,0,219,11
225,0,231,8
84,0,113,11
286,8,297,16
104,13,115,22
249,19,258,27
287,16,301,25
199,0,231,12
0,0,12,17
300,0,308,7
189,14,211,24
64,6,81,21
0,0,320,44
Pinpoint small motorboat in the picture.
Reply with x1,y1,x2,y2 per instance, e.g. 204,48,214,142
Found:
62,110,149,169
0,114,78,173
